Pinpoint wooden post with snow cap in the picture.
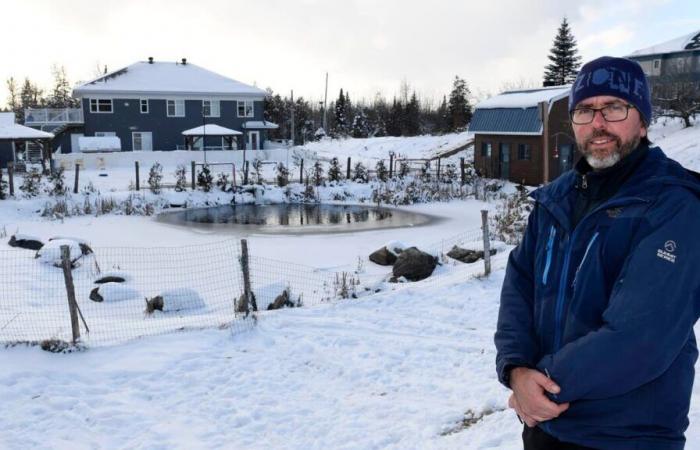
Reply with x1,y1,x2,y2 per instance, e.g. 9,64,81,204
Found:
346,157,351,180
60,245,81,344
460,157,466,185
134,161,140,191
481,210,491,276
437,157,442,182
299,160,304,184
73,163,80,194
239,239,256,314
7,162,14,196
191,161,196,190
389,153,394,178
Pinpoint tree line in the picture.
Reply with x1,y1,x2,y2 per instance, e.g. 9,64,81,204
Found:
3,65,80,122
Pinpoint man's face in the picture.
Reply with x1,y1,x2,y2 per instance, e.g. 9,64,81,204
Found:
571,95,647,170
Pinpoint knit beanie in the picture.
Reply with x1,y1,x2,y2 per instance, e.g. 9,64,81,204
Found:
569,56,651,125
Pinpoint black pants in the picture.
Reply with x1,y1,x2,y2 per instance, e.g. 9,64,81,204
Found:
523,425,598,450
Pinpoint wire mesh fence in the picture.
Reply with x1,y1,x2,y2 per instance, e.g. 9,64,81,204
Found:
0,222,509,348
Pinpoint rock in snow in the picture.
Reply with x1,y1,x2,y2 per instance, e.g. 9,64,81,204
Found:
90,283,141,303
146,288,206,313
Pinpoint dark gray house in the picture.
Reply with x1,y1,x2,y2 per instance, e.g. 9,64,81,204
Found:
470,86,576,186
627,29,700,81
26,58,276,154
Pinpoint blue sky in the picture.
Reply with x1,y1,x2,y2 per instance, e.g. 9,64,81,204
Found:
3,0,700,107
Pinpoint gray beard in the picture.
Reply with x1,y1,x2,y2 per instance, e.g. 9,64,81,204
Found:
579,135,641,170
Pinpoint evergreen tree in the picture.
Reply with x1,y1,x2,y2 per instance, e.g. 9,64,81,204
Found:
48,65,78,108
448,77,472,131
543,17,582,86
312,160,324,186
6,77,20,121
351,110,370,138
387,98,403,137
20,168,42,197
275,162,289,187
404,92,421,136
174,165,187,192
375,160,388,182
216,172,230,191
352,162,368,183
333,89,348,136
435,95,449,133
328,157,342,182
20,78,44,111
197,165,213,192
48,167,67,196
148,162,163,194
398,160,410,178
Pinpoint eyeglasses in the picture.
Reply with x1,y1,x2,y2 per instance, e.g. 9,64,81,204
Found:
570,103,635,125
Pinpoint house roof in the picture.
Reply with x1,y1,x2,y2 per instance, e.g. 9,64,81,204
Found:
628,29,700,58
0,113,54,140
73,60,268,99
182,124,242,136
470,86,570,135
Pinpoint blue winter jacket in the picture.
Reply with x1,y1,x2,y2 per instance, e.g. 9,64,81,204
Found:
495,146,700,450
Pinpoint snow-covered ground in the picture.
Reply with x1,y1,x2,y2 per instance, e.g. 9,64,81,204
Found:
1,121,699,449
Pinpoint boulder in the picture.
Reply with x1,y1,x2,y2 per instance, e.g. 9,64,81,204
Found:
90,283,140,303
267,289,295,310
49,236,93,256
35,239,83,268
8,234,44,251
447,246,497,264
392,247,437,282
369,247,397,266
145,288,206,314
89,287,104,302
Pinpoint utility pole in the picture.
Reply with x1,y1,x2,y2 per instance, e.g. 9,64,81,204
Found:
290,90,295,146
323,72,328,132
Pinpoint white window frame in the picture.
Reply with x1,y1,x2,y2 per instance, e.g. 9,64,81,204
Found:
132,131,153,151
237,100,254,118
166,99,185,117
202,99,220,117
89,98,113,113
140,99,149,114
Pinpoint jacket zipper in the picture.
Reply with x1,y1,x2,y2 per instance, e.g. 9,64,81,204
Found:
551,196,649,352
571,232,600,289
542,225,557,285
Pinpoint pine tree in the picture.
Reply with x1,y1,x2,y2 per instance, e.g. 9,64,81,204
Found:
387,98,403,137
375,160,388,182
174,165,187,192
543,17,582,86
312,160,324,186
351,110,370,138
333,89,348,136
197,165,213,192
448,77,472,131
275,162,289,187
404,92,421,136
328,157,342,182
352,162,368,183
48,65,78,108
48,167,67,196
435,95,449,133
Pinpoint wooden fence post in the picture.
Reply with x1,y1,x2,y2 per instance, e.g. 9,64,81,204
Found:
239,239,257,314
191,161,196,190
60,245,81,344
231,163,237,189
244,161,250,185
460,157,466,186
436,157,442,182
7,162,14,196
73,163,80,194
389,153,394,178
134,161,140,191
299,159,304,184
481,210,491,276
346,156,351,180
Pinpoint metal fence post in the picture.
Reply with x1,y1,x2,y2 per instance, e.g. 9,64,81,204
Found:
60,245,81,344
481,210,491,276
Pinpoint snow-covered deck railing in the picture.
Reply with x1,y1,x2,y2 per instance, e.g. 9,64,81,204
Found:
24,108,84,125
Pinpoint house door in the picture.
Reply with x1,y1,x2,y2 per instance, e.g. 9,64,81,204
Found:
71,133,84,153
559,144,573,174
132,132,153,151
498,143,510,180
247,131,260,150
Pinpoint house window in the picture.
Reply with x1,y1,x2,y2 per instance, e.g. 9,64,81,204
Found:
167,99,185,117
202,100,220,117
140,99,149,114
89,99,113,113
237,100,254,118
653,59,661,69
481,142,492,157
95,132,116,137
517,143,532,160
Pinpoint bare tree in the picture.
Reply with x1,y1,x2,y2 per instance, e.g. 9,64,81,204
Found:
651,62,700,128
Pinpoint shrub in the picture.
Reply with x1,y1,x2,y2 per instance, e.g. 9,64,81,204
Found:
352,162,368,183
197,164,213,192
216,172,230,192
275,162,289,187
174,165,188,192
312,160,324,186
375,160,388,182
328,157,342,182
19,168,42,197
148,162,163,194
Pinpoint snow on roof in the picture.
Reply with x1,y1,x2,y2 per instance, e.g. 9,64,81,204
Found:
0,122,54,140
73,61,267,98
79,136,121,152
242,121,279,130
628,29,700,58
182,124,242,136
0,112,15,125
475,85,571,110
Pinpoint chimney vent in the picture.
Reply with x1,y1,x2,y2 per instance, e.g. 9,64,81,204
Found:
181,58,187,65
148,57,154,64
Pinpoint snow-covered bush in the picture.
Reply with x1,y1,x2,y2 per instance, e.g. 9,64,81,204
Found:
0,169,7,199
197,164,213,192
398,160,410,178
352,162,368,183
420,161,432,183
490,185,532,244
20,168,42,197
328,157,342,182
216,172,230,192
148,162,163,194
145,288,206,314
275,162,289,187
251,159,264,185
47,167,67,196
312,160,324,186
375,160,388,182
174,164,188,192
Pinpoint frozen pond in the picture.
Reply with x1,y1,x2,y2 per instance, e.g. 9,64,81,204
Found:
157,203,439,234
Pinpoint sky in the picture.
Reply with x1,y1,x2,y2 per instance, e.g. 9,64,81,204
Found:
3,0,700,108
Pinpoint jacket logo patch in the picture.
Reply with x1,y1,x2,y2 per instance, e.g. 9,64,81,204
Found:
606,207,624,218
657,240,677,263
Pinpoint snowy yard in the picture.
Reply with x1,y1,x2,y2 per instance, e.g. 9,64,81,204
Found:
1,121,699,449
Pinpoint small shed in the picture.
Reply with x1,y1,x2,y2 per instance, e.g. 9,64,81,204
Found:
182,124,242,150
470,86,576,185
0,113,55,170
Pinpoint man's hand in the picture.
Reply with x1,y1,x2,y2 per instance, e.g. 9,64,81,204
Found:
509,367,569,425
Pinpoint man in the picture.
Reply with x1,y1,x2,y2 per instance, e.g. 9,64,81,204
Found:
494,56,700,450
